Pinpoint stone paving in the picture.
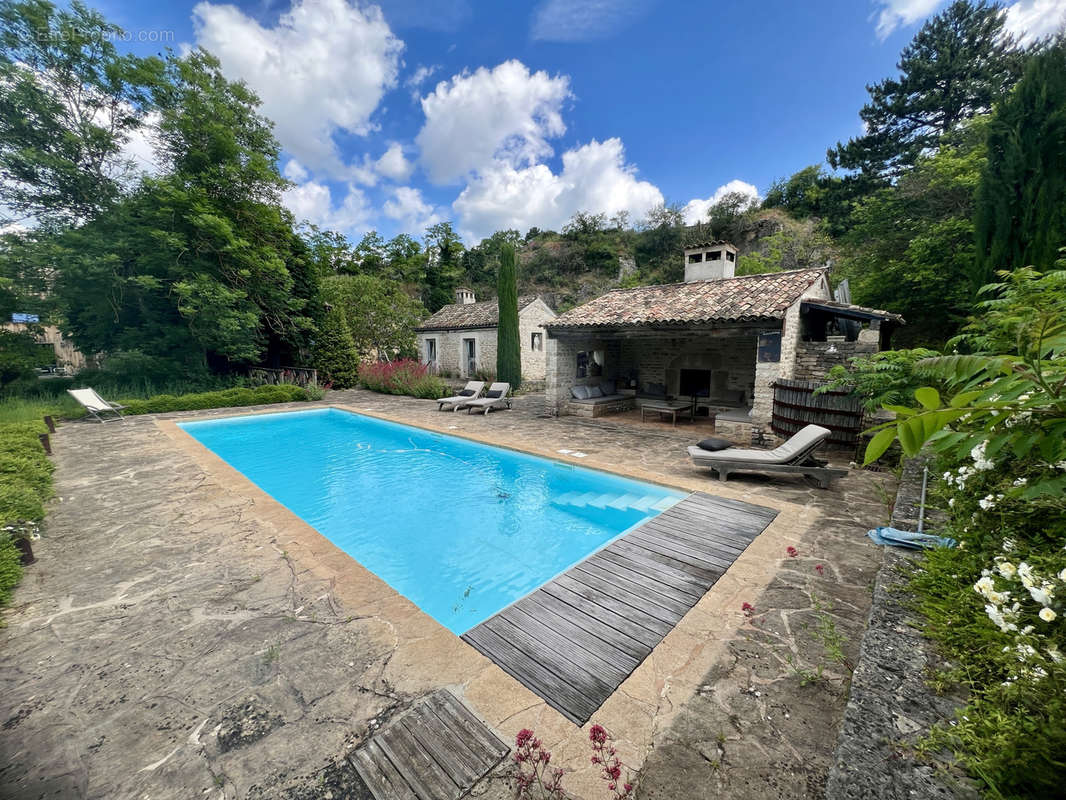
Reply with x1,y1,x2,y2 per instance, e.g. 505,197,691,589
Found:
0,391,894,799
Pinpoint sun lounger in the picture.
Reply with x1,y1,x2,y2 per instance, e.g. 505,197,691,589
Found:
687,424,846,488
68,387,127,423
437,381,485,411
458,382,512,415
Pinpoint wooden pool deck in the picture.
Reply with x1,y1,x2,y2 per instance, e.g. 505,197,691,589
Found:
461,492,778,725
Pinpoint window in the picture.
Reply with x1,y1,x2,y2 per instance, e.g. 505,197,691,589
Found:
577,349,604,378
707,250,722,261
425,338,437,364
687,252,703,264
726,250,736,262
530,332,543,351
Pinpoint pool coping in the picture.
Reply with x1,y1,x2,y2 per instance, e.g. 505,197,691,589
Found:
155,401,819,798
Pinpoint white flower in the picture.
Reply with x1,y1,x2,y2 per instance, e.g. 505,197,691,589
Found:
1012,477,1027,487
974,576,995,597
998,562,1017,579
1047,646,1064,663
1029,586,1053,606
978,494,997,511
948,497,956,508
1059,568,1066,583
1039,607,1057,623
1018,562,1035,588
970,441,994,471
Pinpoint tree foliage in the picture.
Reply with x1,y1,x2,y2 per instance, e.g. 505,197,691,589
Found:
828,1,1020,178
496,242,521,388
0,0,163,224
313,308,359,389
322,273,424,361
422,221,463,311
974,38,1066,284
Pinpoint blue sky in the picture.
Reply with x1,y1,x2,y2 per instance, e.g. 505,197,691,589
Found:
98,0,1062,243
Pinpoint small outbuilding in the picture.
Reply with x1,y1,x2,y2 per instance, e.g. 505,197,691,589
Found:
415,288,557,381
543,242,902,438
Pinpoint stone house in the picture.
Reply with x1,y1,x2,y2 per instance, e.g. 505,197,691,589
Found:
415,288,557,381
543,241,902,437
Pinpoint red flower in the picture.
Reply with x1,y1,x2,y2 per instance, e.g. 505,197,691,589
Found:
815,563,825,575
786,546,798,557
516,728,534,748
741,601,755,615
589,724,608,744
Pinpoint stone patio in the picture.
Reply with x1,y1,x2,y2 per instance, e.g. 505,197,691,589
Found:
0,390,893,799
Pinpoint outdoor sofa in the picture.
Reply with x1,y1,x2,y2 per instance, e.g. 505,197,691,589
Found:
567,379,633,417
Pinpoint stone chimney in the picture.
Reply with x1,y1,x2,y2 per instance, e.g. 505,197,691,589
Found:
454,287,476,304
683,242,738,282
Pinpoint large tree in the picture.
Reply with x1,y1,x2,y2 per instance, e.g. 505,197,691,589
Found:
0,0,163,225
55,51,316,374
422,221,463,311
974,39,1066,284
496,242,521,388
322,273,425,361
828,1,1021,179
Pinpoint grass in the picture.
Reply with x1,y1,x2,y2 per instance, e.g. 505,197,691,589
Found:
0,418,53,613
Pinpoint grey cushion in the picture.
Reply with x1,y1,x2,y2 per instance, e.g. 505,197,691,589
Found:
697,437,733,452
571,385,590,400
458,389,475,396
601,379,616,395
485,389,503,399
587,385,603,398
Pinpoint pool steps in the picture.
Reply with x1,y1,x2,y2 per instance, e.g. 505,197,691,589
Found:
552,491,680,513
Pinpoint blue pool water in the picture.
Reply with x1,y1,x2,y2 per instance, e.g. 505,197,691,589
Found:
179,408,685,634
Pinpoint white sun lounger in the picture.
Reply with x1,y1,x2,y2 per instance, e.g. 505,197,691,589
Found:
457,382,512,415
688,424,846,488
437,381,485,411
68,387,127,423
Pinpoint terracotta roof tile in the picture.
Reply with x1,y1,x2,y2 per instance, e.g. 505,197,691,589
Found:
545,269,828,329
416,296,540,331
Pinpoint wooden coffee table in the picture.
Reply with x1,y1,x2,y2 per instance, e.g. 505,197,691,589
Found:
641,400,693,427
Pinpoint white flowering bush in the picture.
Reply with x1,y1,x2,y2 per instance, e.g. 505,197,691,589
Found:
850,268,1066,797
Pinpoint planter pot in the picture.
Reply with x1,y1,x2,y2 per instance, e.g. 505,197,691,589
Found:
15,537,36,565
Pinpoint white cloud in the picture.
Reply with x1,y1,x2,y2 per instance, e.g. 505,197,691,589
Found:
282,180,372,235
872,0,944,39
192,0,403,177
1003,0,1066,43
531,0,654,43
283,159,310,183
375,142,413,181
404,64,439,100
453,138,663,241
682,180,760,225
416,60,571,184
383,186,441,233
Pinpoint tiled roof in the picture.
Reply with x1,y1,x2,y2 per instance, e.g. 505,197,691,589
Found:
683,239,734,250
416,296,540,331
545,269,828,329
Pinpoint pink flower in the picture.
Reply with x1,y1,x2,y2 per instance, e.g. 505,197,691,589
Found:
741,602,755,616
516,729,534,748
786,546,798,557
589,724,608,744
815,564,825,576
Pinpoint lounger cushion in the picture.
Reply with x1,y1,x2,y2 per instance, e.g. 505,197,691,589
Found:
571,385,590,400
485,389,503,399
696,437,733,452
458,389,475,396
587,385,603,398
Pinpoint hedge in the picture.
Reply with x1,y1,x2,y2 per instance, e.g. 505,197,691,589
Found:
123,384,311,415
0,420,52,613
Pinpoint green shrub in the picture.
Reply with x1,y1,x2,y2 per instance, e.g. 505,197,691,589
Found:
0,533,22,609
121,384,308,415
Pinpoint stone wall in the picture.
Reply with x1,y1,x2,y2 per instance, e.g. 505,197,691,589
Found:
793,336,879,381
517,299,556,380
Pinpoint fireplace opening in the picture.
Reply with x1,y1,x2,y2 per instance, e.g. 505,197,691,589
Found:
679,368,712,398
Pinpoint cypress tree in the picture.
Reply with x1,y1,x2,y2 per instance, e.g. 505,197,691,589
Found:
974,41,1066,286
496,243,521,389
313,308,360,388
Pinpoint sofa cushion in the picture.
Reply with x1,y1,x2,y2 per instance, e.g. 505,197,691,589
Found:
587,385,603,398
697,437,733,452
571,385,590,400
601,379,616,395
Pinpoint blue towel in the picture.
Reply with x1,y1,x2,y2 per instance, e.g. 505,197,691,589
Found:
867,526,956,549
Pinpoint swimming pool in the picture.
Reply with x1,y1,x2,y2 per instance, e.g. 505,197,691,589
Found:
179,408,686,634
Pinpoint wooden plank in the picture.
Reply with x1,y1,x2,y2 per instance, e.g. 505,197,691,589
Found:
424,693,509,770
639,515,751,557
399,710,480,790
590,548,707,600
377,723,461,800
350,740,419,800
484,614,621,694
512,596,645,666
627,528,736,571
611,539,722,583
656,502,766,537
551,572,677,630
573,561,693,618
462,624,598,724
687,492,780,521
534,584,664,649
